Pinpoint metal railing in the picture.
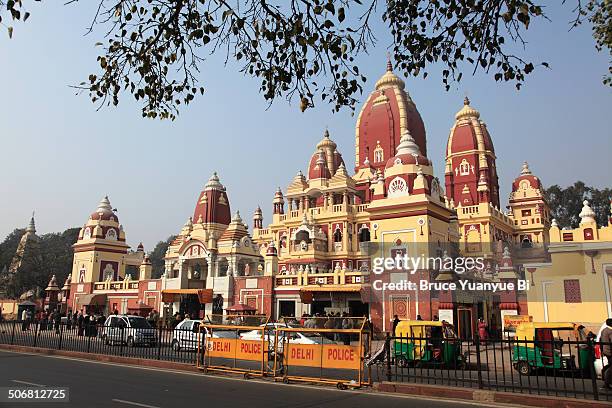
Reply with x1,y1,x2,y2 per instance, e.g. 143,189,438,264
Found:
371,334,611,401
0,319,203,365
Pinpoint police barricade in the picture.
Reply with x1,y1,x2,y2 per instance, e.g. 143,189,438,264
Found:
272,316,372,389
197,314,273,378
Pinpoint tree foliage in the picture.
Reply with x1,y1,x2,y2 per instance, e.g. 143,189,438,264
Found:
2,1,610,118
545,181,612,228
149,235,176,278
0,227,80,299
0,228,26,273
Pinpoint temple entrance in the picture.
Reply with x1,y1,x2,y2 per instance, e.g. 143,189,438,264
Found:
348,300,368,317
278,300,296,318
179,294,203,319
458,308,473,339
311,300,331,315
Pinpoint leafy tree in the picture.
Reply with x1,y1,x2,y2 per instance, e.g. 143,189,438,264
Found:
0,228,25,272
545,182,611,228
149,235,176,278
0,227,80,298
2,1,610,119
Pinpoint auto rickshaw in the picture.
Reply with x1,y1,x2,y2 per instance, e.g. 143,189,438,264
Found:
512,322,592,376
394,320,465,368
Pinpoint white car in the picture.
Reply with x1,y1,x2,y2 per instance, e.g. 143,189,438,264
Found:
594,323,610,379
171,319,236,351
101,315,157,347
239,323,335,346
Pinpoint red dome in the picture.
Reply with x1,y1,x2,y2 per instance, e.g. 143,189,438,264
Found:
193,172,231,226
385,153,430,170
448,124,477,153
90,211,118,222
511,163,542,192
355,64,426,173
89,196,119,222
306,130,345,180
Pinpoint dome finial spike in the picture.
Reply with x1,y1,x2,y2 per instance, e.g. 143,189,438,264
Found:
396,129,421,156
464,96,470,105
521,161,532,175
386,52,392,72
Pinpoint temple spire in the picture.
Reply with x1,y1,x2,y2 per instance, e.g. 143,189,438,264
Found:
26,212,36,234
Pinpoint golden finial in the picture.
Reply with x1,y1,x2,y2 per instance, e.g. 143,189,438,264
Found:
386,52,392,72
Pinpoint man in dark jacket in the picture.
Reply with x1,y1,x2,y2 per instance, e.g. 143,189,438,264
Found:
392,315,400,337
54,311,62,334
601,318,612,390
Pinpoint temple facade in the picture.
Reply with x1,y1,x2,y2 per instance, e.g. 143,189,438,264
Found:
51,58,610,335
251,61,559,335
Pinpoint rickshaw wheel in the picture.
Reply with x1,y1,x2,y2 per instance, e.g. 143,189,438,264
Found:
282,376,290,384
243,373,251,380
517,361,532,376
336,383,348,390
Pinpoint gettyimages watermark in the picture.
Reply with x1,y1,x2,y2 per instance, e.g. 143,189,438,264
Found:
370,253,530,293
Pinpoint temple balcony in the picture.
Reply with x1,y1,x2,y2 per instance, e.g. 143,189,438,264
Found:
93,279,139,293
274,268,369,288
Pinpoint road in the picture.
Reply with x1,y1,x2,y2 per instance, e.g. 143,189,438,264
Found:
0,350,493,408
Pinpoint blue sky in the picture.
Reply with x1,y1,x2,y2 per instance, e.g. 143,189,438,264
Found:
0,2,610,250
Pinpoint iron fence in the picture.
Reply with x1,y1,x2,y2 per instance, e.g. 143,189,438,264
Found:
370,334,612,401
0,319,201,364
2,319,611,402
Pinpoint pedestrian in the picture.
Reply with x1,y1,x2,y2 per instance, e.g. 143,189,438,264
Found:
600,318,612,391
478,318,488,344
26,309,33,330
40,311,48,331
72,311,78,332
392,314,400,337
77,311,84,336
54,310,61,334
67,310,73,330
21,309,28,331
416,314,423,321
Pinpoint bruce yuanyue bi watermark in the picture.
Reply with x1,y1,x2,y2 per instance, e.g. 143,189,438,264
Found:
370,254,530,293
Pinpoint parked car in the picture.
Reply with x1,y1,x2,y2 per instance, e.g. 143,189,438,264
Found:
240,323,334,346
171,319,237,351
101,315,157,347
594,322,610,380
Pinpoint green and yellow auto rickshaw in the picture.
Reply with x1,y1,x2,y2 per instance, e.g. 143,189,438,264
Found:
512,322,592,376
394,320,465,368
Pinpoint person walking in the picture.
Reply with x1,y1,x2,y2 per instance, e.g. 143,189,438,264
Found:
72,311,78,332
25,309,33,331
478,318,488,345
77,311,84,336
392,315,400,337
600,318,612,391
54,310,61,334
21,309,28,331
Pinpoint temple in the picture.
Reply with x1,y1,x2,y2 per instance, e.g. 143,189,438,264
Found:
47,58,611,335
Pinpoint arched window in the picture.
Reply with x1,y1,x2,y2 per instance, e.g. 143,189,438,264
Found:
374,146,384,163
520,235,533,248
105,228,117,240
333,228,343,243
459,159,470,176
295,230,311,243
358,227,371,243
